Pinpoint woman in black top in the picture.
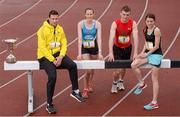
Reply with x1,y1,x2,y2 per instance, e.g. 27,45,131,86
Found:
131,13,163,110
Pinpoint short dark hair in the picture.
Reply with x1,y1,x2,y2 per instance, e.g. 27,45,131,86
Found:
121,5,131,12
85,8,94,14
48,10,59,17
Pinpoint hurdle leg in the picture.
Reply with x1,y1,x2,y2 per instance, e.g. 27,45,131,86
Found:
27,70,33,113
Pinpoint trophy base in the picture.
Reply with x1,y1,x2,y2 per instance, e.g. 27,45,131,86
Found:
6,54,16,63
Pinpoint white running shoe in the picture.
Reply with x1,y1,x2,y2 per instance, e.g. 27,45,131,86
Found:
111,82,118,93
117,80,125,90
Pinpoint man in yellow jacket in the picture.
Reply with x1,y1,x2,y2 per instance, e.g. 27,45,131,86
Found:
37,10,84,114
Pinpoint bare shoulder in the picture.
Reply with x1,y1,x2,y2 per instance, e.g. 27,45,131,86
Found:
133,20,137,24
155,27,160,32
154,27,161,36
96,20,101,25
133,20,137,27
111,21,117,27
94,20,100,24
78,20,84,26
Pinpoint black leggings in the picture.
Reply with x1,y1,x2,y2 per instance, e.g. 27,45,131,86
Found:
38,52,79,104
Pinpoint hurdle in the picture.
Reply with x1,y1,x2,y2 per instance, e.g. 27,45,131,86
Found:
3,59,180,113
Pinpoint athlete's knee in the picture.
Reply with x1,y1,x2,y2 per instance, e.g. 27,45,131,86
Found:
113,71,119,78
86,69,92,75
131,61,137,69
70,62,77,69
131,62,136,69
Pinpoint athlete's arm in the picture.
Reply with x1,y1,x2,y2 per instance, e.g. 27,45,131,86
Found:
132,21,139,59
108,21,116,61
96,21,103,59
77,21,83,60
97,21,102,54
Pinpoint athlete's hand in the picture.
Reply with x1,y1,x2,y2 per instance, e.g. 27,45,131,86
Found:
54,56,63,67
142,53,148,58
77,54,82,60
108,53,114,61
133,53,138,60
98,54,103,60
138,53,147,58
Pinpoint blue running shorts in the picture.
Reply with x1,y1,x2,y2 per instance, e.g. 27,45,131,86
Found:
147,54,163,67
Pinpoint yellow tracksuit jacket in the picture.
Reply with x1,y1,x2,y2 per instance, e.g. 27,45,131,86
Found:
37,21,67,62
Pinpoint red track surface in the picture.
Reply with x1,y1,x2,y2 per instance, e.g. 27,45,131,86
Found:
0,0,180,116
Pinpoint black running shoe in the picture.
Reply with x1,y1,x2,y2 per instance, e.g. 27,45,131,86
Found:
70,91,85,102
46,104,56,114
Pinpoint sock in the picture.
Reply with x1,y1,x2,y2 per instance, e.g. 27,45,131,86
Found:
119,79,123,82
113,81,117,84
74,89,80,94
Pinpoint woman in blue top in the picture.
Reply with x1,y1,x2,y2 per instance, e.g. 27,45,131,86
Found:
77,8,103,98
131,13,163,110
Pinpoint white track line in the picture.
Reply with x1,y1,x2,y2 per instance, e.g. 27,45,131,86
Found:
163,27,180,57
68,0,113,47
102,26,180,116
137,0,148,25
0,0,78,55
0,72,27,89
0,0,79,89
0,0,5,4
23,74,86,117
103,0,149,61
24,0,113,116
1,0,111,89
101,0,149,116
0,0,108,55
58,0,79,18
97,0,113,21
0,0,42,28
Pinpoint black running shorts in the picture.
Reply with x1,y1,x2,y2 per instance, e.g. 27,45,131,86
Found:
113,44,132,60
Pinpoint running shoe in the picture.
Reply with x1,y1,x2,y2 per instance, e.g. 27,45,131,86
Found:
111,82,118,93
46,104,56,114
82,88,89,98
117,80,125,90
144,102,159,110
70,91,85,102
134,83,147,95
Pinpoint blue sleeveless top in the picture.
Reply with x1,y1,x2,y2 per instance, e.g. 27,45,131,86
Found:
82,20,97,41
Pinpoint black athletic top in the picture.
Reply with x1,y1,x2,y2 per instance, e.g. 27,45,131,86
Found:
144,27,163,55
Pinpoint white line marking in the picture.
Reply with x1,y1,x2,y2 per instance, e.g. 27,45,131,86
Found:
23,74,86,117
163,27,180,57
97,0,113,21
0,0,42,28
0,72,27,89
0,0,79,55
102,26,180,117
68,0,113,46
137,0,148,25
102,26,180,116
0,0,5,4
102,0,149,116
23,0,114,115
0,0,79,89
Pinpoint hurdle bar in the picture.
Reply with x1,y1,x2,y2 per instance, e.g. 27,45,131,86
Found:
3,59,180,113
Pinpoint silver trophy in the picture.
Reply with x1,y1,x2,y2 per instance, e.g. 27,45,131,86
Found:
3,39,17,63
